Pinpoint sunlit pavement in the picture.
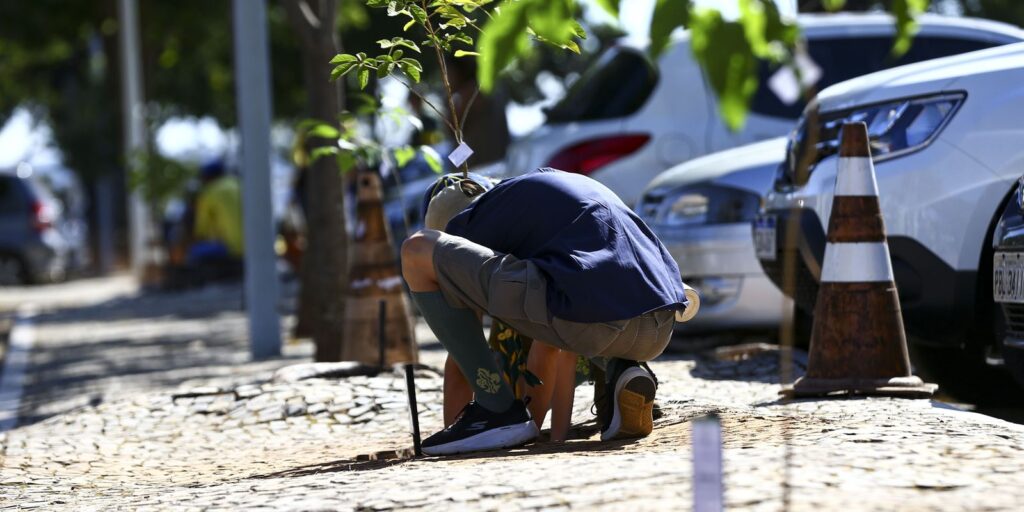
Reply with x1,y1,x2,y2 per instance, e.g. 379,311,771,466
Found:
1,277,1024,510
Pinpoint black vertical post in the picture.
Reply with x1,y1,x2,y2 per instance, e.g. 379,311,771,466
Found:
378,299,387,370
404,363,423,456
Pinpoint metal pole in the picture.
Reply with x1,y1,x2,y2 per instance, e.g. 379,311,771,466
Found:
116,0,149,280
232,0,281,359
404,363,423,457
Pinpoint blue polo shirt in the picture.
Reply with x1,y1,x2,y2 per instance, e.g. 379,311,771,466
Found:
445,168,688,323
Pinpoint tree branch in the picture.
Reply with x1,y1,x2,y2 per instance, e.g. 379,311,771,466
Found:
395,78,457,134
459,86,479,131
283,0,319,49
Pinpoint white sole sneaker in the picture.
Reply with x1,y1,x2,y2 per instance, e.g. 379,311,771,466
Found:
422,420,539,456
601,366,656,441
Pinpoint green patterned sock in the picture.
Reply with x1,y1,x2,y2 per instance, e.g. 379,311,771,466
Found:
411,291,514,413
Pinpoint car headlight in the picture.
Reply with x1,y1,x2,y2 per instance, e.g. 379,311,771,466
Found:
780,92,965,188
640,185,760,226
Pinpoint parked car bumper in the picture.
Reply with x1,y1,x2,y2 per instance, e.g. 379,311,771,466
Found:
654,222,785,330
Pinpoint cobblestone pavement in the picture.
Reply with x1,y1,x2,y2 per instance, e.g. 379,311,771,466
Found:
2,277,1024,510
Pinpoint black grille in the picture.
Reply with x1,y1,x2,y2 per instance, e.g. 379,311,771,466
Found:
1003,303,1024,338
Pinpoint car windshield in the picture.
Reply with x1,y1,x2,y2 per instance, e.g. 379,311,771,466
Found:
752,35,998,120
544,47,659,123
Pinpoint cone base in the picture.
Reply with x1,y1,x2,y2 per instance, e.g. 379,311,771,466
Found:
781,375,937,399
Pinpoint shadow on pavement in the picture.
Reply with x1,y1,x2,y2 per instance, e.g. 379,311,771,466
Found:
248,436,638,479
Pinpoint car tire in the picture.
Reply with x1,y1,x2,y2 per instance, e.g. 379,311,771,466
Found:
908,340,1021,406
1005,344,1024,391
0,254,27,286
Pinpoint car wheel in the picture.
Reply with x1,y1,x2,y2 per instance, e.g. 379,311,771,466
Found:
908,339,1020,406
1005,343,1024,391
0,255,26,286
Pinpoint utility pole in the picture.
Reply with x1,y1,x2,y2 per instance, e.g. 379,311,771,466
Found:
232,0,282,359
116,0,148,279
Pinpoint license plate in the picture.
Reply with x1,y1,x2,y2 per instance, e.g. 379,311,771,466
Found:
753,215,777,261
994,252,1024,303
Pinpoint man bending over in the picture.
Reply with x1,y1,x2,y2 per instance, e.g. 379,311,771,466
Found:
402,168,690,455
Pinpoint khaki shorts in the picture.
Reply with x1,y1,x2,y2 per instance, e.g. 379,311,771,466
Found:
433,232,674,361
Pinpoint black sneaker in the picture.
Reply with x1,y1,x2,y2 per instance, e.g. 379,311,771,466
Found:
421,400,539,456
599,360,657,441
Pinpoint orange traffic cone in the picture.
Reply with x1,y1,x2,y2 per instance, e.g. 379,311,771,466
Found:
340,171,418,366
784,122,935,398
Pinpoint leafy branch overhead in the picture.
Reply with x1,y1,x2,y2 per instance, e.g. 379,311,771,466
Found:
542,0,927,131
329,0,586,176
330,0,585,106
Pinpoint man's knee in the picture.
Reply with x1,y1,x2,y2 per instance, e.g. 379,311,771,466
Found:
401,230,440,266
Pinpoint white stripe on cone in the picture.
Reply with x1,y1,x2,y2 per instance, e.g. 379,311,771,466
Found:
834,157,879,197
820,242,895,283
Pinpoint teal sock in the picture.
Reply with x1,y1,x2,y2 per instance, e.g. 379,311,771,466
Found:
411,291,514,413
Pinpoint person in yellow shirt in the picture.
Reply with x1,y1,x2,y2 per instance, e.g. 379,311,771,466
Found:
187,159,244,280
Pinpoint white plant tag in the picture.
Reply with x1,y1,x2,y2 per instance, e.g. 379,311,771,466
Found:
768,50,822,106
448,142,474,167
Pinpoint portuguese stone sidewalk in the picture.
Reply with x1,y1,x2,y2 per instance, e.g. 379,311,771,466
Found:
2,277,1024,510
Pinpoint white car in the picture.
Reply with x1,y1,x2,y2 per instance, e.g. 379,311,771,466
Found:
756,42,1024,399
637,138,789,331
634,16,1024,333
505,13,1024,207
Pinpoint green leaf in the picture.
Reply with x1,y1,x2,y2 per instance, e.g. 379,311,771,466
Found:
307,123,340,140
440,16,468,30
358,68,370,89
377,38,395,49
330,61,356,80
650,0,691,59
310,146,339,163
477,0,533,92
401,60,422,82
592,0,620,17
338,151,357,174
400,58,424,71
386,1,409,17
454,49,480,57
821,0,845,10
393,49,404,60
329,53,357,64
410,3,428,24
394,145,417,168
570,20,587,40
421,146,443,173
404,18,416,31
448,32,474,46
891,0,927,57
689,9,758,132
525,0,577,46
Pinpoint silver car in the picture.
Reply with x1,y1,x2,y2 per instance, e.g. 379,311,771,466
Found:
636,138,787,331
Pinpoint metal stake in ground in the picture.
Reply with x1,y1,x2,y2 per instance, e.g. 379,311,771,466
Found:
403,363,423,456
378,299,387,370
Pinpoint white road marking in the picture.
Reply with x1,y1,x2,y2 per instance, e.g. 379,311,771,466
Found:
0,307,37,431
